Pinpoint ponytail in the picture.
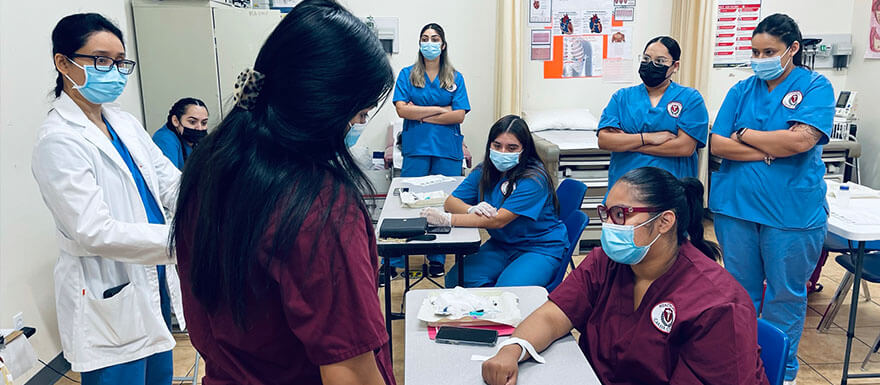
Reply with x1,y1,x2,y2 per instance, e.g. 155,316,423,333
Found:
680,178,721,261
617,167,721,261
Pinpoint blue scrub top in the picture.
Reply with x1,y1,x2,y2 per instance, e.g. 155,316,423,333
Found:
598,81,708,193
152,124,192,170
709,67,834,230
106,117,165,225
106,117,172,327
393,65,470,160
452,164,568,258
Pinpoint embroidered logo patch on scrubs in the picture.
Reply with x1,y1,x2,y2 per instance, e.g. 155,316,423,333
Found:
446,83,457,92
666,102,683,118
651,302,676,334
782,91,804,109
500,181,516,194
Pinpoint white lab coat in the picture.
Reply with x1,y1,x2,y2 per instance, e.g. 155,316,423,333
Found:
31,92,185,372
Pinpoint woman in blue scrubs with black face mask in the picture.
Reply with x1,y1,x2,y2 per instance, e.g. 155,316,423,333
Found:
709,14,834,385
152,97,209,170
420,115,567,288
385,22,471,279
597,36,709,195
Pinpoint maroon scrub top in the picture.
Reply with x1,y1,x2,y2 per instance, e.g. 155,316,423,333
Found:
549,241,769,385
177,180,394,385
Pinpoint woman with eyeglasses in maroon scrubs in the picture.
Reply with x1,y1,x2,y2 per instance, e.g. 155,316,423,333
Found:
481,167,768,385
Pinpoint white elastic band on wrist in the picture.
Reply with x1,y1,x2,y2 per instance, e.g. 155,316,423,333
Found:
499,337,546,364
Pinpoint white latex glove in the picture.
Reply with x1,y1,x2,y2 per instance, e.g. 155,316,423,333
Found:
467,202,498,217
420,207,452,226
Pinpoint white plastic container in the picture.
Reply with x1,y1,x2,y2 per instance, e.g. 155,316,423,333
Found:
838,184,851,207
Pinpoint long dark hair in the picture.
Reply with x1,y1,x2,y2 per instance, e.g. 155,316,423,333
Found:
171,0,394,328
51,13,124,98
617,167,720,261
643,36,681,61
478,115,559,214
753,13,804,67
166,97,207,160
409,23,456,89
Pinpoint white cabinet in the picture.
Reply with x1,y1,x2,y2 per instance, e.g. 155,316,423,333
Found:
132,0,283,132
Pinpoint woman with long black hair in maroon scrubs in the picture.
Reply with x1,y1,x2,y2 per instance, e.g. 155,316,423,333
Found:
482,167,769,385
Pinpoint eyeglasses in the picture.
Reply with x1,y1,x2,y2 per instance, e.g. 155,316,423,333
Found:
639,55,673,67
597,204,659,225
68,54,137,75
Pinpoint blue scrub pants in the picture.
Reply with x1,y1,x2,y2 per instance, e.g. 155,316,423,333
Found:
714,214,825,382
444,240,562,288
82,268,173,385
387,155,462,268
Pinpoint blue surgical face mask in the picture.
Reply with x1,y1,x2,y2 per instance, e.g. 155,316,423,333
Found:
600,213,663,265
345,122,366,148
750,47,791,81
420,41,443,60
65,58,128,104
489,148,521,172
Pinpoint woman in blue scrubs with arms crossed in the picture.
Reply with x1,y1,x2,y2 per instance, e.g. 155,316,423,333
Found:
710,14,834,385
597,36,708,193
387,23,470,279
421,115,567,288
152,97,209,170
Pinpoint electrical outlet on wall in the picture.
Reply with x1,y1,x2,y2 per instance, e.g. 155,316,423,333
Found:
12,312,23,330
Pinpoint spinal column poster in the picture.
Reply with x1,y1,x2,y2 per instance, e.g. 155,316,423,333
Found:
867,0,880,59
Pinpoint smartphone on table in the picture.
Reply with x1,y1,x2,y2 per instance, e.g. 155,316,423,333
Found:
427,225,452,234
435,326,498,347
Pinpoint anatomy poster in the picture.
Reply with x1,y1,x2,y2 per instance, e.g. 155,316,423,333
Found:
531,29,553,61
552,0,613,35
867,0,880,59
557,34,604,77
605,27,634,83
713,0,762,66
530,0,553,24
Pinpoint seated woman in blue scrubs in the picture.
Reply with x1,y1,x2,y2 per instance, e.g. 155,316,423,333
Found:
152,97,208,170
387,22,471,279
597,36,708,193
709,14,834,384
420,115,567,288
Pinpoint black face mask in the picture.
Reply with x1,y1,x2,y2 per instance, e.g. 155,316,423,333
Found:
181,126,207,145
639,61,671,88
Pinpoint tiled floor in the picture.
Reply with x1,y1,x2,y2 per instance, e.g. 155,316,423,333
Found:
59,221,880,384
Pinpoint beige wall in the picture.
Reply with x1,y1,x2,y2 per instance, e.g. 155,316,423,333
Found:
0,1,144,383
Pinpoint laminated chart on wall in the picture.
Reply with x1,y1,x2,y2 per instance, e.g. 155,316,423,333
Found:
530,0,553,25
713,0,762,67
551,0,612,36
544,0,622,78
604,26,634,83
866,0,880,59
531,29,553,61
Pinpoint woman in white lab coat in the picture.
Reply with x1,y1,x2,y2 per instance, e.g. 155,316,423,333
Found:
31,13,183,384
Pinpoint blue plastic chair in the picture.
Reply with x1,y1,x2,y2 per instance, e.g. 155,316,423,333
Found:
556,179,587,269
757,318,789,385
556,178,587,222
546,210,589,292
